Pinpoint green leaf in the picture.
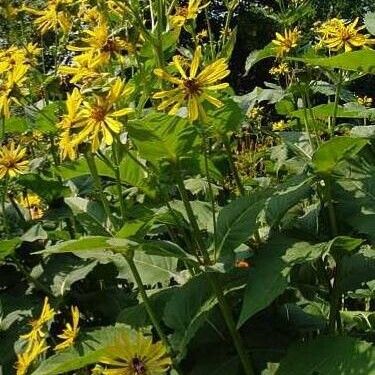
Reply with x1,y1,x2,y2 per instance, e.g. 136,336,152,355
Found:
207,98,244,136
216,195,265,263
292,49,375,74
327,236,364,260
21,223,48,242
18,174,70,203
276,336,375,374
365,12,375,35
245,42,276,73
291,103,373,120
31,325,133,375
312,137,368,176
127,111,197,164
56,158,114,180
264,174,313,227
64,197,112,236
33,101,61,134
117,287,178,328
275,98,295,115
0,238,21,259
163,274,217,360
238,236,291,327
2,117,29,135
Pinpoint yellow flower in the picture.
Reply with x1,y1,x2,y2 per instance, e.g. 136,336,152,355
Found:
153,46,230,121
0,142,28,179
272,27,301,58
55,306,80,351
272,120,288,131
71,79,134,152
99,332,172,375
269,62,290,76
15,339,49,375
316,17,375,52
0,63,29,117
23,0,72,34
20,297,55,347
19,193,44,220
246,106,264,120
68,22,131,66
357,95,373,107
58,54,104,84
57,88,84,160
170,0,208,29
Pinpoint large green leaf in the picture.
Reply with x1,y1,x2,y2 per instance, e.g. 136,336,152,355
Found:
312,137,368,176
31,325,134,375
264,174,313,227
163,274,217,360
365,12,375,35
216,195,265,263
127,111,197,164
276,336,375,374
238,237,292,327
293,49,375,74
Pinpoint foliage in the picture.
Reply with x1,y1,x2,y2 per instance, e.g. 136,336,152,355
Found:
0,0,375,375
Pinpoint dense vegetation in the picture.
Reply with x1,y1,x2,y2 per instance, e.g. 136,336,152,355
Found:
1,0,375,374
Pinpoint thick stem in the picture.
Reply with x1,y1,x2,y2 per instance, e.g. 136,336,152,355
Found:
202,137,218,261
328,259,343,334
208,273,255,375
325,178,338,237
84,151,116,231
174,161,255,375
223,136,245,196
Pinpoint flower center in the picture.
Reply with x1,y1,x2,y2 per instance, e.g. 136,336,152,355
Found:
1,156,17,168
102,39,118,53
91,106,106,122
183,78,201,97
175,6,188,17
340,28,351,41
132,357,147,374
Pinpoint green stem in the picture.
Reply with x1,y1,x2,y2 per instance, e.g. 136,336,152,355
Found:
126,255,182,374
325,178,338,237
202,136,218,261
328,258,343,334
223,136,245,196
207,273,255,375
330,69,343,136
1,177,9,237
112,142,126,224
84,151,116,231
174,160,255,375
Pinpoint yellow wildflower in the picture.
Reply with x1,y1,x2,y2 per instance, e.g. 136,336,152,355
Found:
316,17,375,52
64,79,134,153
23,0,72,34
272,120,288,131
55,306,80,351
170,0,208,29
0,63,29,118
269,62,290,76
0,142,28,179
58,54,104,84
153,46,230,121
57,88,84,160
20,297,55,347
246,106,264,120
357,96,373,107
19,193,44,220
99,332,172,375
272,27,301,58
68,22,131,66
15,339,48,375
